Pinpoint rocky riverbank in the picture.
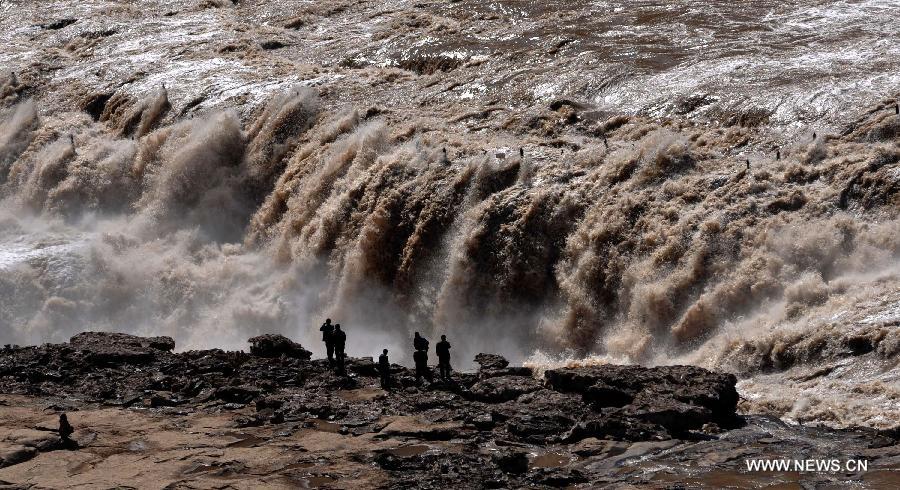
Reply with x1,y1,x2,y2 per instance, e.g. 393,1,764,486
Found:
0,332,897,488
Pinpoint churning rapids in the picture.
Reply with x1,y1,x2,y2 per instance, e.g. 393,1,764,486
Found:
0,0,898,429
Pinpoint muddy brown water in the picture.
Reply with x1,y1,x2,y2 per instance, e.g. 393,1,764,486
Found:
388,444,431,457
530,451,572,468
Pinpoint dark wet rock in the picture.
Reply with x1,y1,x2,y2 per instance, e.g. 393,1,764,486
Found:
143,391,181,408
412,391,458,411
477,365,535,379
213,385,261,404
532,467,588,487
260,40,287,50
255,396,285,411
474,353,508,371
626,395,713,435
345,357,378,377
71,331,175,352
582,381,633,407
468,413,495,431
516,389,589,414
491,366,533,377
247,334,311,360
66,332,175,366
39,18,77,30
277,394,347,420
549,98,588,112
564,413,667,442
374,452,407,471
506,412,576,444
469,376,542,403
545,364,738,423
377,419,465,441
491,450,528,474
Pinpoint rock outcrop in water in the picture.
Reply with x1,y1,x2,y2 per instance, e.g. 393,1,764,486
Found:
1,333,897,488
0,332,738,441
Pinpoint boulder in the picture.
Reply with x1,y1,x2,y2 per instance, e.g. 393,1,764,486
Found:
247,335,311,360
69,332,175,366
346,357,378,377
544,364,738,421
70,332,175,352
474,354,509,371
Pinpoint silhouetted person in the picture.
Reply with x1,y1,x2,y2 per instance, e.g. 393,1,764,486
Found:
58,413,73,442
776,149,781,160
441,147,448,164
333,324,346,374
436,335,451,380
895,103,899,115
745,159,750,170
519,147,524,158
320,318,335,366
413,332,429,352
413,349,431,383
812,132,816,140
378,349,391,389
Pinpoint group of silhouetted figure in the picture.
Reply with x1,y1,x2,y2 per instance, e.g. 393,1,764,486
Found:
319,318,347,373
319,319,452,390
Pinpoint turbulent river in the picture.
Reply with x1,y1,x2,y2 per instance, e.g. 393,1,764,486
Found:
1,0,898,428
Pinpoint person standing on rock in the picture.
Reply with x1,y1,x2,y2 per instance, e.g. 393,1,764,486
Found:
413,332,429,353
333,324,346,374
436,335,451,380
413,348,431,383
320,318,335,366
58,413,74,443
378,349,391,390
